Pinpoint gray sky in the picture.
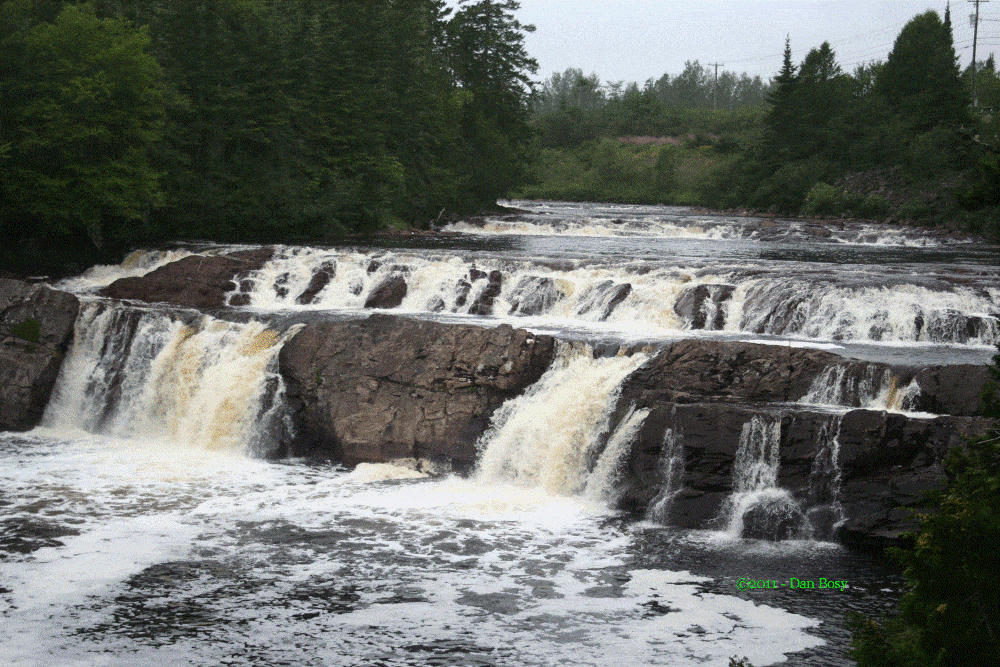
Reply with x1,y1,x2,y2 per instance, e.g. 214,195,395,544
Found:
507,1,999,84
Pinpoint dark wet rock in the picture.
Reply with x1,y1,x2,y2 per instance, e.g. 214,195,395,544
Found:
454,279,472,309
272,272,291,299
508,276,562,316
609,338,1000,548
923,309,980,344
468,270,503,316
364,275,408,309
576,280,632,321
912,365,990,416
296,261,336,305
427,296,447,313
673,284,735,330
621,339,838,406
101,248,274,311
740,496,808,541
278,314,555,471
0,279,80,431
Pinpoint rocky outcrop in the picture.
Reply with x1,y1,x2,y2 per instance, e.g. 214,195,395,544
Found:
100,248,274,310
617,397,997,547
364,274,408,309
610,339,999,548
0,279,79,431
673,284,734,330
295,261,336,305
620,339,840,406
278,314,555,471
575,280,631,320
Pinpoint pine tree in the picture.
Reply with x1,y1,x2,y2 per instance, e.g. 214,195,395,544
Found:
878,10,970,132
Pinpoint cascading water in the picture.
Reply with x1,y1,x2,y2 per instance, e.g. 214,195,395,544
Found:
42,300,296,456
646,425,685,523
5,200,979,667
473,342,649,496
805,416,845,540
584,405,651,504
226,245,1000,346
801,365,923,413
722,417,809,541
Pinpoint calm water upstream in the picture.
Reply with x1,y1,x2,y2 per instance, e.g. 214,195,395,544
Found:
3,201,998,666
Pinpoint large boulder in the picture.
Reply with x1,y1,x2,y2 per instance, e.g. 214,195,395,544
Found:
278,314,555,470
100,248,274,310
364,274,408,309
0,279,79,431
673,284,735,330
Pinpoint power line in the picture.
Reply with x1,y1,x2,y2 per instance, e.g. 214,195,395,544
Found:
707,62,724,109
970,0,991,105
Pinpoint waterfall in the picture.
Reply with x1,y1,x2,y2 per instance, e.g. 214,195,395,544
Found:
805,416,845,539
721,417,809,541
646,425,685,523
473,342,648,496
584,405,651,504
801,365,923,412
218,245,999,345
42,301,296,456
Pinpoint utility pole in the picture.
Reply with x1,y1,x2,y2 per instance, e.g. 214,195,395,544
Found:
707,62,724,110
970,0,990,106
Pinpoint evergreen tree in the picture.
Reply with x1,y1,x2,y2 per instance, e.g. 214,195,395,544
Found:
878,10,970,132
0,2,165,257
447,0,538,207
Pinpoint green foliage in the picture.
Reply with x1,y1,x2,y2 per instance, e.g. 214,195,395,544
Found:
850,347,1000,666
801,183,891,218
1,0,540,273
878,11,970,133
517,140,692,205
905,127,970,177
802,183,855,216
0,2,166,251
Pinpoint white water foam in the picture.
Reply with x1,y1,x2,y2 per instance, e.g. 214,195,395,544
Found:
647,426,686,522
55,248,197,293
801,365,925,414
0,432,825,667
585,405,651,504
721,417,809,540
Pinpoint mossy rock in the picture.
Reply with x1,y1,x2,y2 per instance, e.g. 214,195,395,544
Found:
10,318,41,344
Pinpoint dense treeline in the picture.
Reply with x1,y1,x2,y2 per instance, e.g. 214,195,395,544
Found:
530,63,770,148
0,0,537,274
521,64,767,203
522,9,1000,241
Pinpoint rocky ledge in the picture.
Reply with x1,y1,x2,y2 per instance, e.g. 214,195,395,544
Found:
278,314,555,472
610,340,998,549
0,279,79,430
100,248,274,310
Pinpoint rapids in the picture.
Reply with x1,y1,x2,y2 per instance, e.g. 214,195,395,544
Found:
4,201,996,665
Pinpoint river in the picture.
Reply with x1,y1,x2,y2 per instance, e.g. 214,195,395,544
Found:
3,201,998,666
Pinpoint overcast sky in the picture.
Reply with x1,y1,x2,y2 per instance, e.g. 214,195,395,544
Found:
505,1,999,85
